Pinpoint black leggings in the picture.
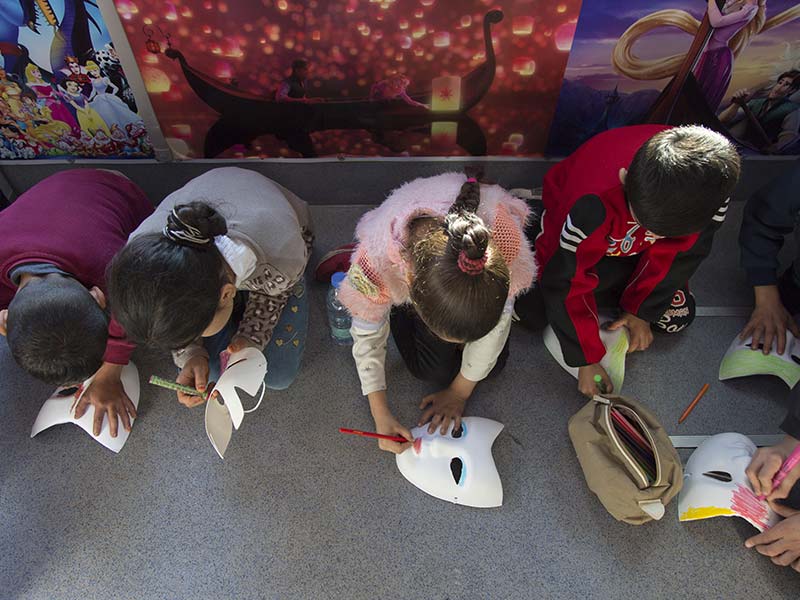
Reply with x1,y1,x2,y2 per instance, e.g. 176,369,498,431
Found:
389,304,510,388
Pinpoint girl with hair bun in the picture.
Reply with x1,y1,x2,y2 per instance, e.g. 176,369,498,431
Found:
107,167,313,403
337,171,536,453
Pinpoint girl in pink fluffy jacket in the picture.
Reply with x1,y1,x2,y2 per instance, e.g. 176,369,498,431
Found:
337,172,536,453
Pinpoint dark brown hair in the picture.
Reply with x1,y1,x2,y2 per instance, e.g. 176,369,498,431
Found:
409,173,510,342
626,125,741,237
107,201,230,350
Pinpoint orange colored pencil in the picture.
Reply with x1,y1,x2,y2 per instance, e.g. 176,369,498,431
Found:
678,383,710,424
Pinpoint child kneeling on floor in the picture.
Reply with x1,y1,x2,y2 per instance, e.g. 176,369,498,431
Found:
0,170,152,436
338,172,535,453
107,167,313,404
515,125,741,397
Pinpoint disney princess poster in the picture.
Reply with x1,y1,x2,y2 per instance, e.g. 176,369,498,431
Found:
546,0,800,157
0,0,154,159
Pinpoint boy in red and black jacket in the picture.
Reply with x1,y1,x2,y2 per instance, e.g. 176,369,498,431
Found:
520,125,740,397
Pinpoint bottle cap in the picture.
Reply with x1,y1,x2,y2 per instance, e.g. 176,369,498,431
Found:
331,271,347,289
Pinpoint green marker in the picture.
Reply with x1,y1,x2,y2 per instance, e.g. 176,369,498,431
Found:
593,374,608,394
149,375,207,400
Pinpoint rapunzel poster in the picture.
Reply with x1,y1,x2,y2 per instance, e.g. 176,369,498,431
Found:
112,0,581,159
547,0,800,157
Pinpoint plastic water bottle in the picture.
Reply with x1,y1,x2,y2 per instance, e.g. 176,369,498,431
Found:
328,272,352,346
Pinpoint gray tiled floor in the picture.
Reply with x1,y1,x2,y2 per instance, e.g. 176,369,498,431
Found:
1,204,799,599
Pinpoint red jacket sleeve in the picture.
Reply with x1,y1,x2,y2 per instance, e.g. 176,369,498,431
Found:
102,316,136,365
539,194,610,366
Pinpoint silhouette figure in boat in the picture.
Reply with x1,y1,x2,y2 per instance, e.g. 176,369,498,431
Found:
163,10,504,158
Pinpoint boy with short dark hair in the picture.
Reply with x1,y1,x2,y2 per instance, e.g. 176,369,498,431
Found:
518,125,740,397
0,169,152,436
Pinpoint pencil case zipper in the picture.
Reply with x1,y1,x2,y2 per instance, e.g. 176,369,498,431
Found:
615,404,662,487
602,404,648,489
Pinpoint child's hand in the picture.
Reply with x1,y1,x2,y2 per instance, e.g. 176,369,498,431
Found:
419,389,468,435
745,512,800,571
607,312,653,352
577,364,613,397
176,355,210,407
75,362,137,437
741,285,800,355
227,334,259,354
746,436,800,499
373,410,414,454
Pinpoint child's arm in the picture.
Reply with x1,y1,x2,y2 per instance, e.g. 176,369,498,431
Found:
740,163,800,289
539,195,611,367
355,321,413,453
74,316,138,437
233,289,292,351
460,310,513,382
618,200,728,323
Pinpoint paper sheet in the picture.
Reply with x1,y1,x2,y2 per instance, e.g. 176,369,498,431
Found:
544,314,630,393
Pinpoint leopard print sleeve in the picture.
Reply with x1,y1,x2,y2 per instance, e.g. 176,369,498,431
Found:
235,289,292,350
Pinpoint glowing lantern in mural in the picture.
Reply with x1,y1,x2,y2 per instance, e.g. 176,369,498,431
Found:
431,75,461,112
141,67,170,93
512,57,536,76
165,3,178,21
399,19,409,29
412,24,426,39
501,142,517,155
460,15,471,28
277,0,288,11
555,21,577,52
400,36,412,49
420,0,434,6
431,122,457,146
433,32,450,47
509,133,524,147
116,0,139,20
222,38,243,57
214,61,232,79
143,26,161,54
171,124,192,138
512,16,534,35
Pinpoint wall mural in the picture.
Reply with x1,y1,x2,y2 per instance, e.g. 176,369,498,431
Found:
112,0,581,159
0,0,154,159
547,0,800,157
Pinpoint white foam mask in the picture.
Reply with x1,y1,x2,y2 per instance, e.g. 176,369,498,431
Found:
204,347,267,459
395,416,504,508
679,432,780,532
544,313,629,393
30,362,140,453
719,332,800,388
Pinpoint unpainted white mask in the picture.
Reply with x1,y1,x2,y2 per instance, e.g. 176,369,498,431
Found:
31,362,140,454
395,416,504,508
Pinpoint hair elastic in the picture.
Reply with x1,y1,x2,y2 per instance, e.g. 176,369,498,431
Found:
466,177,477,183
163,208,212,246
457,250,487,276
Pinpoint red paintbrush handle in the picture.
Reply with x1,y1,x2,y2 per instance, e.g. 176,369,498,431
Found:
339,427,408,443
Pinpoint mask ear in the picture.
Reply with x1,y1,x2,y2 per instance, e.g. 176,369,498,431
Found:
0,308,7,336
88,286,107,309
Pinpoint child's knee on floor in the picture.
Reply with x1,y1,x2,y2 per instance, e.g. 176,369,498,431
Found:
653,289,696,334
